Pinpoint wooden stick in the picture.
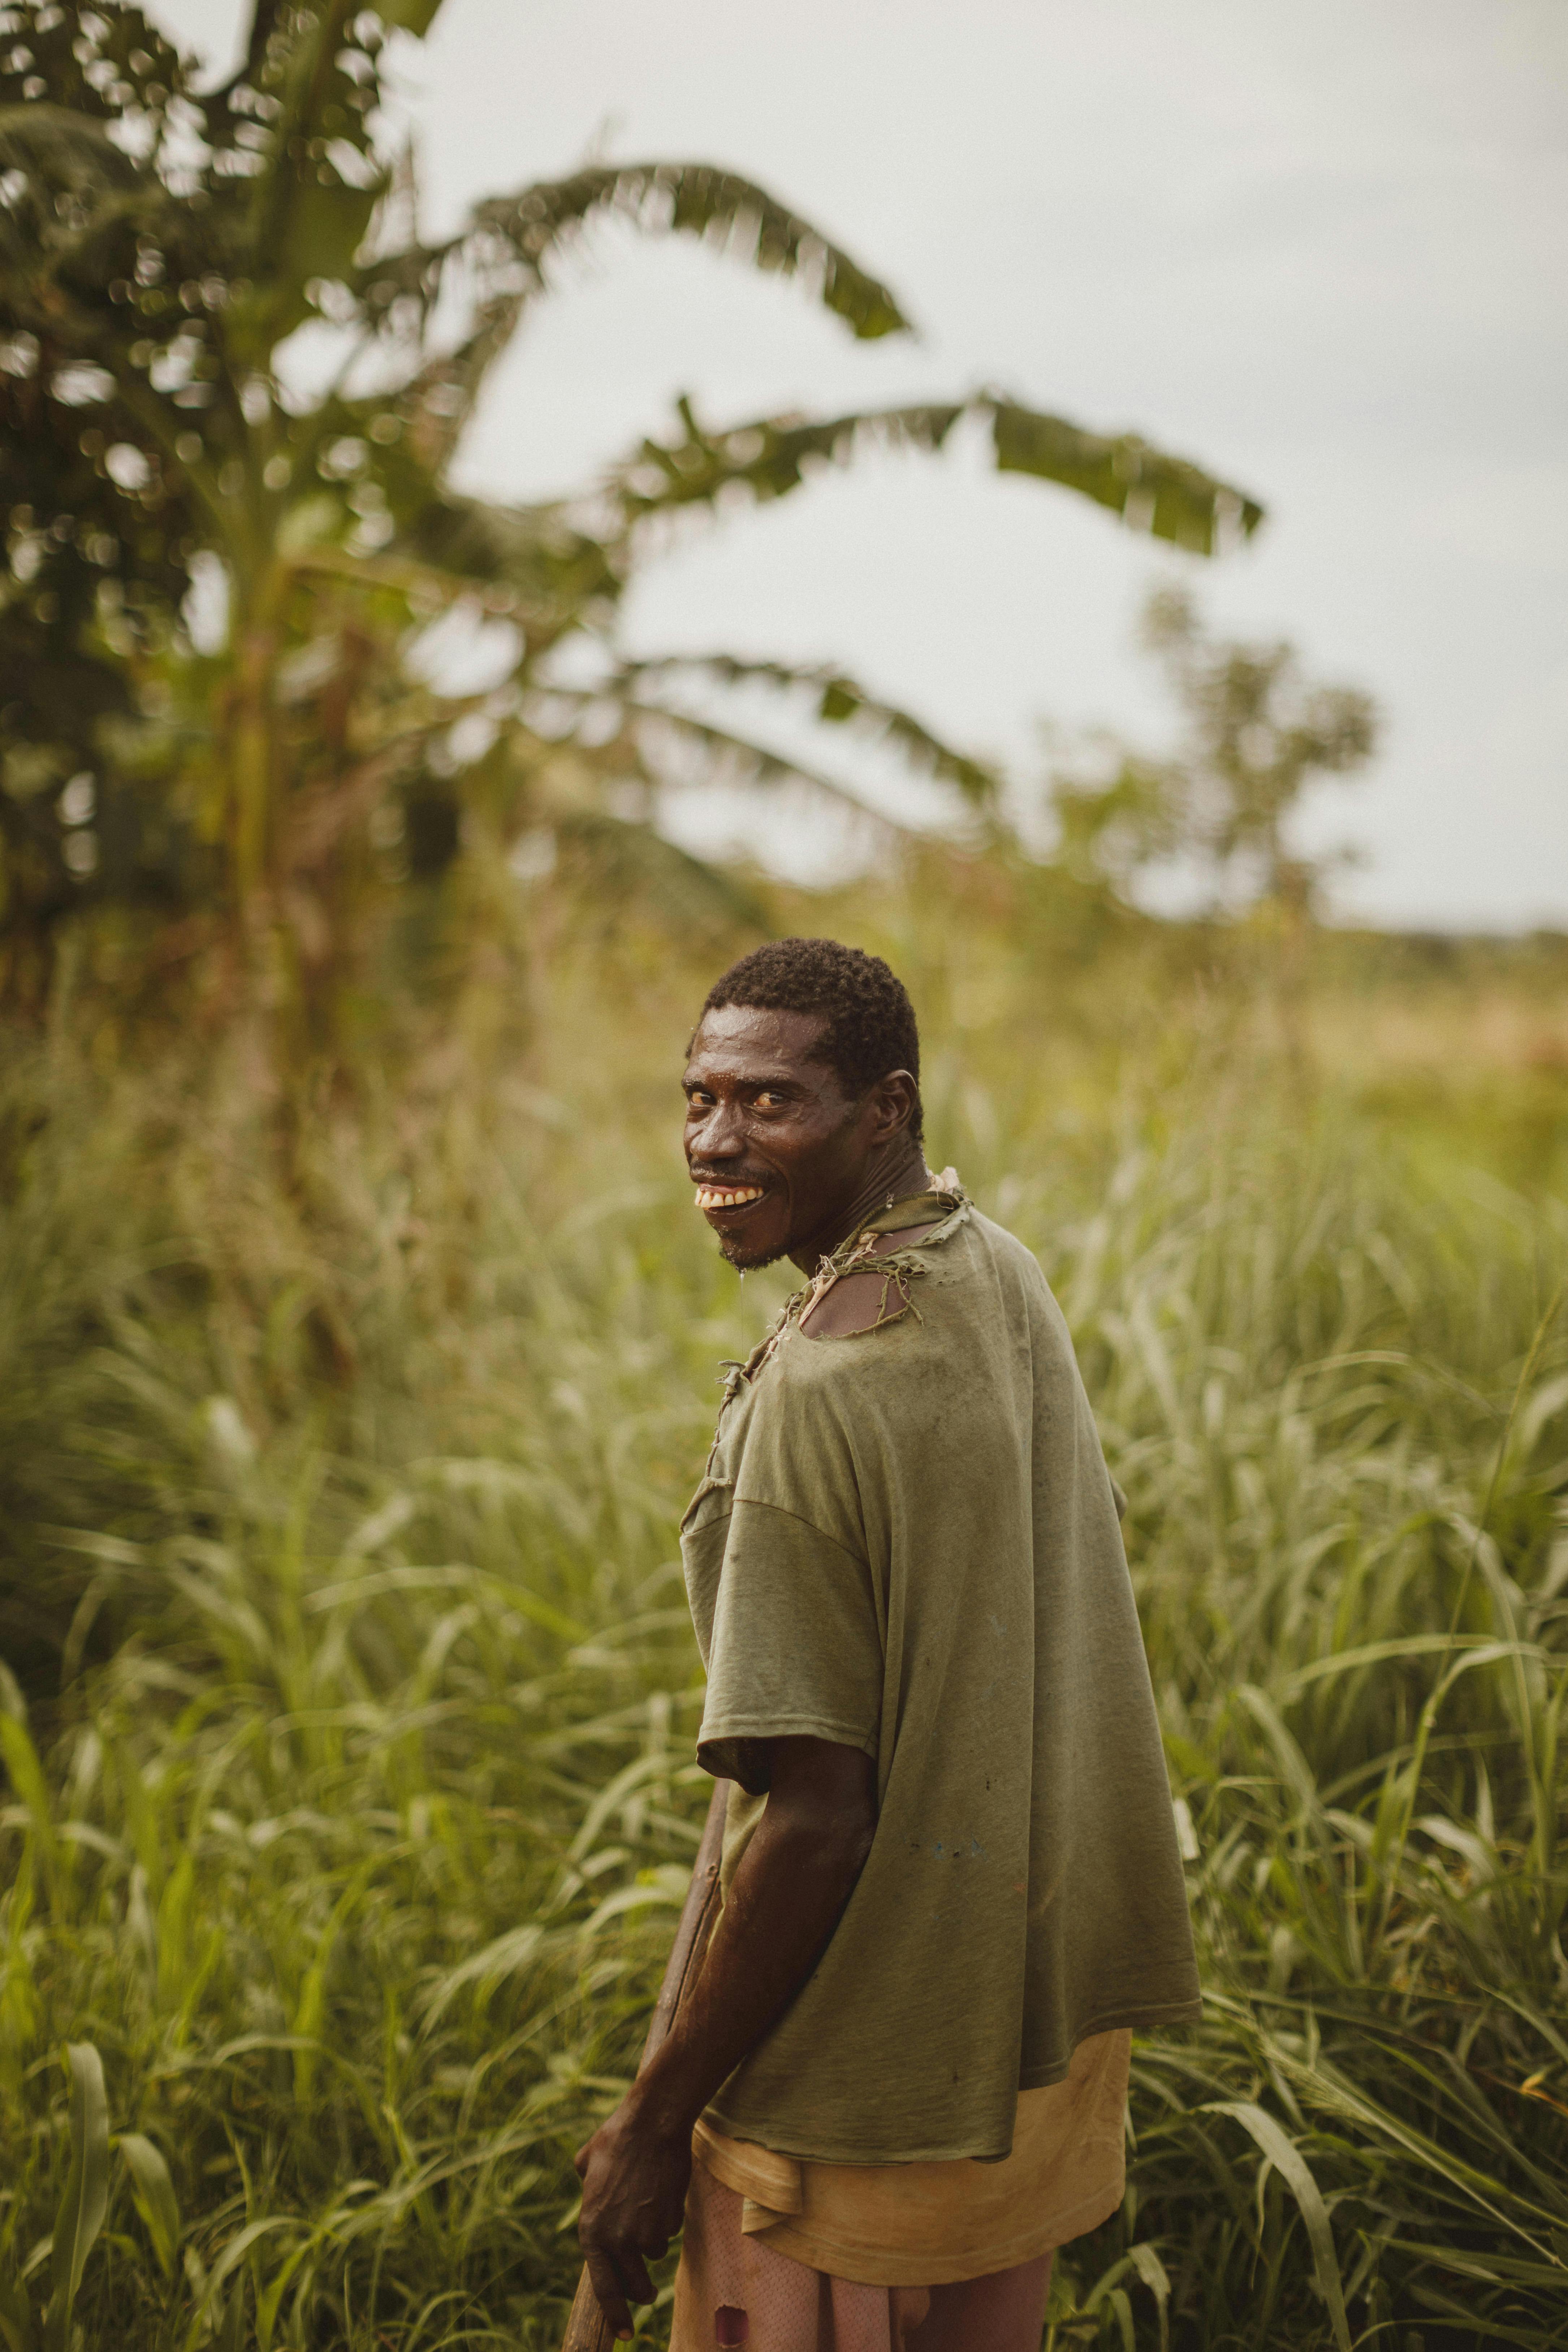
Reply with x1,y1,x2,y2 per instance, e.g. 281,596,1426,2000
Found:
561,1778,730,2352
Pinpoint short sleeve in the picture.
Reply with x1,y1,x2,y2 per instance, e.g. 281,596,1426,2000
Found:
696,1499,884,1793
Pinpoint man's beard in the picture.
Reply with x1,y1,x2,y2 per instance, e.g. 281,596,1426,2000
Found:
719,1233,792,1273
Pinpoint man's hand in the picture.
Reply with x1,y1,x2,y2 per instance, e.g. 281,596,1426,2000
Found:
574,2090,692,2342
573,1736,877,2336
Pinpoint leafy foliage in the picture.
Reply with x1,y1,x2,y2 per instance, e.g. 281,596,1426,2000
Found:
0,0,1264,1026
612,393,1260,553
1053,588,1377,911
0,906,1565,2346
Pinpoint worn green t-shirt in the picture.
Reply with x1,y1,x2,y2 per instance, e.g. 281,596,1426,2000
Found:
679,1189,1201,2165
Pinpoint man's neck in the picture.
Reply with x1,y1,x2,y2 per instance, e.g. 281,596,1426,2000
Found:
789,1151,936,1276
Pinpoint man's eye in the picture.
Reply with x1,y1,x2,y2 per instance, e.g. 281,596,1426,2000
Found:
753,1089,785,1109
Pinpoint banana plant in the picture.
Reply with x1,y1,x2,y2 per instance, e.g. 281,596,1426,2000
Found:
0,0,1264,1024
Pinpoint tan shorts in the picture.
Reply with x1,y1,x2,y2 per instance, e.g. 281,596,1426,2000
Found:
670,2162,1054,2352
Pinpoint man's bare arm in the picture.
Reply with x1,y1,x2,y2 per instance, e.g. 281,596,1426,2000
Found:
574,1735,876,2338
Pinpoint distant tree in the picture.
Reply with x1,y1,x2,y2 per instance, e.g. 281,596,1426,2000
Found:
1051,586,1378,917
0,0,1264,1030
1048,744,1188,903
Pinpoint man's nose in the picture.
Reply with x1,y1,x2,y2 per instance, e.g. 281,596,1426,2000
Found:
689,1099,745,1159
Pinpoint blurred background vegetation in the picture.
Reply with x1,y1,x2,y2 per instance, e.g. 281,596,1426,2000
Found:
1,4,1565,2350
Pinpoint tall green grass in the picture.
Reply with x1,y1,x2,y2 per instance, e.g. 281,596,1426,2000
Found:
0,975,1564,2349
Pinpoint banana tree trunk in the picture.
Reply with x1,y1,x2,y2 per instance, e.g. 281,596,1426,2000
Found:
228,613,279,916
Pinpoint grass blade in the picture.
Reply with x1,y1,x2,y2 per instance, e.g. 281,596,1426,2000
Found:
46,2044,109,2346
1207,2101,1352,2352
0,2272,36,2352
117,2135,181,2280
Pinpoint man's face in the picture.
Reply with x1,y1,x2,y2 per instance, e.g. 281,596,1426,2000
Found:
682,1005,876,1270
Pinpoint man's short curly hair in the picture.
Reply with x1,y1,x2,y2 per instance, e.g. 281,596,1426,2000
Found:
702,937,923,1143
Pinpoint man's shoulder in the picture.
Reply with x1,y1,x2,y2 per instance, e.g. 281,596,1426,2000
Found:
783,1205,1051,1372
955,1204,1057,1303
963,1203,1042,1269
751,1205,1058,1406
799,1215,949,1338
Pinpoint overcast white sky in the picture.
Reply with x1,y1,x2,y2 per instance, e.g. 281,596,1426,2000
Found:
168,0,1566,929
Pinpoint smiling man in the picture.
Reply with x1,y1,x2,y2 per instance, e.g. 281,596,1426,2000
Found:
574,938,1201,2352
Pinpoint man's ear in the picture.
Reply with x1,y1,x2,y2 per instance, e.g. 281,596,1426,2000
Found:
870,1069,918,1141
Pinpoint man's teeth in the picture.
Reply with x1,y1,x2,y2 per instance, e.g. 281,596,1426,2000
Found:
695,1184,765,1210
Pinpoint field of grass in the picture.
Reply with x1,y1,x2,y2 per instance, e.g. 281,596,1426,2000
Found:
1,879,1565,2350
